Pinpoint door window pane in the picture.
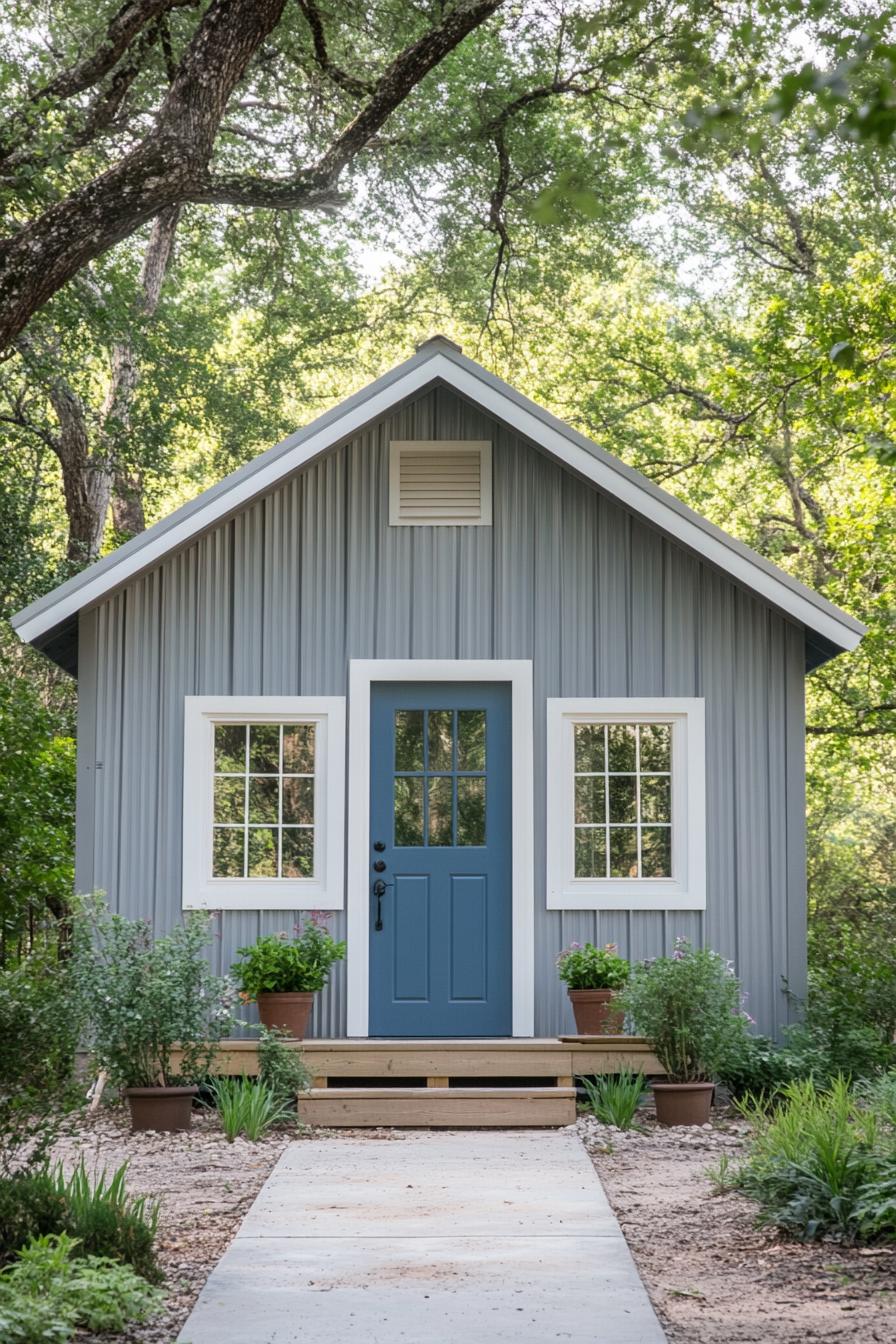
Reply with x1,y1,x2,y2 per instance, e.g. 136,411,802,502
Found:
394,777,424,846
394,710,424,771
457,777,486,846
428,710,453,771
457,710,485,771
427,776,453,846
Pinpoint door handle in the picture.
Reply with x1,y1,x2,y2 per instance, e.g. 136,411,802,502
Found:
372,878,391,931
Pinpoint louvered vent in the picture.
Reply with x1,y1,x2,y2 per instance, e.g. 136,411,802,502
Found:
389,441,492,526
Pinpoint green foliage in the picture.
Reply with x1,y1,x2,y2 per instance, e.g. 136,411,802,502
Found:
736,1077,896,1243
0,935,87,1174
79,900,236,1089
210,1076,295,1143
0,1233,162,1342
0,1161,159,1283
556,942,629,991
715,1033,794,1101
705,1153,740,1196
578,1071,645,1130
619,940,751,1083
233,918,346,996
257,1026,311,1104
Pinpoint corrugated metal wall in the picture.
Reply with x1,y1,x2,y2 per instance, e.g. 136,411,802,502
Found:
75,384,807,1039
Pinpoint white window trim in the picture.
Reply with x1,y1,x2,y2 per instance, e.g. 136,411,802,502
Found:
546,697,705,911
346,659,534,1038
388,440,493,526
182,696,345,911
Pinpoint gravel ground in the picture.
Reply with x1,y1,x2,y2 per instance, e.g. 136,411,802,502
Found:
579,1110,896,1343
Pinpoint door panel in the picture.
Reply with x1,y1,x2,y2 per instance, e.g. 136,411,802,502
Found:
369,682,512,1037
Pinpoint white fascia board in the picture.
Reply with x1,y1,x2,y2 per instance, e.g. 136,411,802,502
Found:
13,343,865,653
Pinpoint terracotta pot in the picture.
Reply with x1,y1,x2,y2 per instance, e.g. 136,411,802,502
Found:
652,1081,715,1127
256,991,314,1039
125,1085,198,1133
567,988,625,1035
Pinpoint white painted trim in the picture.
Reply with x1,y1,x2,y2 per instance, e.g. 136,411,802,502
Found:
347,659,534,1038
388,440,493,525
13,344,863,653
546,698,706,911
182,696,345,911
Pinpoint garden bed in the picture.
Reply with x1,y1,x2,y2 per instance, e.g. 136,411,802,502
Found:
580,1111,896,1342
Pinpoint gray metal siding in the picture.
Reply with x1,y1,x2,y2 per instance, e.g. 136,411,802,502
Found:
76,385,806,1038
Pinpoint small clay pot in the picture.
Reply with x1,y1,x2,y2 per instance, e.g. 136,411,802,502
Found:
256,991,314,1039
567,988,625,1035
652,1081,715,1127
125,1086,198,1133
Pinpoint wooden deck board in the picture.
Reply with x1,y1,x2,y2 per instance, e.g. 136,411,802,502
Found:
299,1086,578,1128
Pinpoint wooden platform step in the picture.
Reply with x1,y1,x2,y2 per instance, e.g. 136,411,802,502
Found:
299,1085,577,1129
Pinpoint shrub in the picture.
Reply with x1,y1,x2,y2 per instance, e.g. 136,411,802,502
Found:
0,1162,159,1283
619,939,751,1083
556,942,629,991
858,1072,896,1129
0,1233,161,1342
780,987,895,1084
737,1077,896,1243
715,1032,794,1100
79,901,236,1088
233,916,346,997
210,1077,295,1142
257,1026,310,1104
578,1071,645,1129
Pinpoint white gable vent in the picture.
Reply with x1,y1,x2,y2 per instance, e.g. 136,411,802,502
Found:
389,440,492,526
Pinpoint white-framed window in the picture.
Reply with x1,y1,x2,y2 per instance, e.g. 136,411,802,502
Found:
546,698,705,911
182,697,345,910
388,440,492,525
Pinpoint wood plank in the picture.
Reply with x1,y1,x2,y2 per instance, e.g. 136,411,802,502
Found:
299,1087,577,1129
427,1077,449,1088
297,1047,574,1077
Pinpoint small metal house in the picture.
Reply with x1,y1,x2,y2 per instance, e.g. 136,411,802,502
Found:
13,336,865,1043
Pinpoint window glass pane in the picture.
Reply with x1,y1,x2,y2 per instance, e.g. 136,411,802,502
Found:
427,710,453,772
282,827,314,878
212,827,244,877
428,776,453,845
639,774,671,824
608,775,637,824
282,776,314,825
214,776,244,824
394,777,424,846
641,826,672,878
457,777,485,846
575,827,606,878
283,724,315,773
457,710,486,771
607,724,637,772
609,826,638,878
639,723,671,772
214,724,245,773
574,775,605,824
247,826,278,877
247,775,279,824
394,710,424,771
249,724,280,774
574,723,605,773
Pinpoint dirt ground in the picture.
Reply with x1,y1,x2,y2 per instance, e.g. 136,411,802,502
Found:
580,1110,896,1343
48,1106,896,1342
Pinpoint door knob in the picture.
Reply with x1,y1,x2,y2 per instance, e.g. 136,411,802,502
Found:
373,859,386,872
373,840,386,852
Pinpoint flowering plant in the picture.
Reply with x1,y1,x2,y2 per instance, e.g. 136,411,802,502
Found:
80,902,236,1089
556,942,629,991
233,916,346,997
618,938,752,1083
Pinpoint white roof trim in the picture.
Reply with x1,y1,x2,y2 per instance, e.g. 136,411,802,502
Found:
12,339,865,653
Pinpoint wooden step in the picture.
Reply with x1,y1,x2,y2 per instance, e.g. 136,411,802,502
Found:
299,1085,577,1129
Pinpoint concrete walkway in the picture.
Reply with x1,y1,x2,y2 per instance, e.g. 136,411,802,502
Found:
177,1129,666,1344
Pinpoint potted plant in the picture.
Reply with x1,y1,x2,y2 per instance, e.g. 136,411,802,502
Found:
232,915,346,1039
619,937,752,1126
81,902,236,1132
556,942,629,1034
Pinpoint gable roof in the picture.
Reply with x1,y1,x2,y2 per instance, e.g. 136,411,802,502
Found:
12,335,865,673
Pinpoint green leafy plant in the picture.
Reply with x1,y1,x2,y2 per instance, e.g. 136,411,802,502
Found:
556,942,629,990
233,917,346,997
257,1026,311,1103
705,1153,740,1195
0,1233,162,1342
0,1161,159,1281
578,1071,645,1129
79,900,236,1088
857,1072,896,1129
619,939,751,1083
715,1032,794,1100
210,1076,295,1142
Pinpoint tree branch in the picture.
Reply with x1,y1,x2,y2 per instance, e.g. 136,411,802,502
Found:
295,0,375,96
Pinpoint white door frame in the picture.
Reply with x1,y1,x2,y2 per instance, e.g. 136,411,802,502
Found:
346,659,535,1038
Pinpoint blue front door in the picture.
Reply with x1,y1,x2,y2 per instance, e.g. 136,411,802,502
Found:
368,683,512,1037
